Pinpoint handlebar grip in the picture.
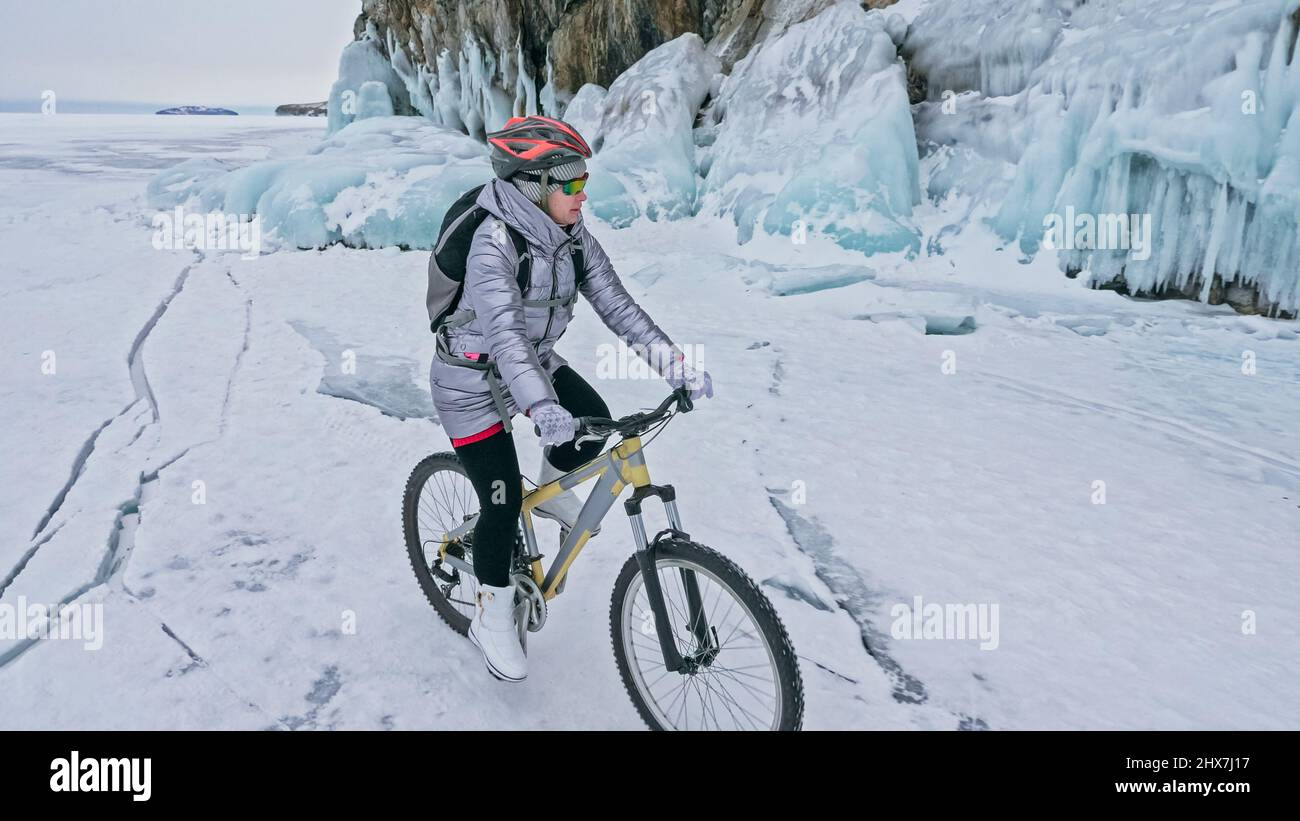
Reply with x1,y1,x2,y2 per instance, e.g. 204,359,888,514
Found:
533,418,584,438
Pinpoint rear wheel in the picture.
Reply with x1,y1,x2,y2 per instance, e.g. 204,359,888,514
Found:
610,538,804,730
403,452,520,635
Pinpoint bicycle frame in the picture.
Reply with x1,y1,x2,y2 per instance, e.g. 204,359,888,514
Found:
436,433,710,672
438,434,673,597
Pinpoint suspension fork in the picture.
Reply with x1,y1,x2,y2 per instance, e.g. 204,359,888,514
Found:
626,484,714,673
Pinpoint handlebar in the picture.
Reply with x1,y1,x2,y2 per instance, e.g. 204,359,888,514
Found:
533,387,695,443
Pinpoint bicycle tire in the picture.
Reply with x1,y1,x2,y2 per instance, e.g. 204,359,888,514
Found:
403,451,517,635
609,538,804,731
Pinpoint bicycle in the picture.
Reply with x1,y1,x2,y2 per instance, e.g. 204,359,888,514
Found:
402,388,804,730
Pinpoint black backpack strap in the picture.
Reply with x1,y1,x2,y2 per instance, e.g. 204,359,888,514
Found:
571,240,586,289
506,225,531,293
432,184,487,278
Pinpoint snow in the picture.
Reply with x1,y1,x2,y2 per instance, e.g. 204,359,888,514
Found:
699,0,922,253
909,0,1300,313
3,111,1298,729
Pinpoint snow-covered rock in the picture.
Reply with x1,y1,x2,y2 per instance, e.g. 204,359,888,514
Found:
903,0,1068,100
354,81,395,121
148,116,489,250
910,0,1300,316
570,34,721,226
699,0,922,254
155,106,239,116
327,26,413,135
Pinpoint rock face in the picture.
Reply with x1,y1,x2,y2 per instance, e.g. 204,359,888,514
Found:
342,0,900,134
356,0,716,95
326,0,1294,319
275,102,328,117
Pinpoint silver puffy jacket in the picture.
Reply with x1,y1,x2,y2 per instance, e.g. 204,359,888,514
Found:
428,178,679,440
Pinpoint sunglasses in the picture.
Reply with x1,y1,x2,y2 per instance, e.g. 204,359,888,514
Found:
558,172,589,195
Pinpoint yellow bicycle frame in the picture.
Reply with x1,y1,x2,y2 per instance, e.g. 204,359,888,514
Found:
440,434,677,601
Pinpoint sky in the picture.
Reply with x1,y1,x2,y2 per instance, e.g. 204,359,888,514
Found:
0,0,362,107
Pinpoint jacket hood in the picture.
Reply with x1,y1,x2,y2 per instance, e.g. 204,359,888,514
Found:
476,177,584,257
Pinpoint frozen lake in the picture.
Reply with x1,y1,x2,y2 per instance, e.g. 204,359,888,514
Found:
1,113,1297,729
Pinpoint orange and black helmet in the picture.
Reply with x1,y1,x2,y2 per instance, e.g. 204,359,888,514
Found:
486,115,593,180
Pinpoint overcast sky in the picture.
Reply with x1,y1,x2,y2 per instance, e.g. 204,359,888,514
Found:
0,0,361,106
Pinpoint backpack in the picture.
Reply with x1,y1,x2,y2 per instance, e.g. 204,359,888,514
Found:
426,183,586,334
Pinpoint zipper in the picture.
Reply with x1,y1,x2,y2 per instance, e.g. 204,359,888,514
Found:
542,233,578,344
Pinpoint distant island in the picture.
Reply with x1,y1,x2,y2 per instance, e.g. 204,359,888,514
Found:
275,101,327,117
156,106,238,115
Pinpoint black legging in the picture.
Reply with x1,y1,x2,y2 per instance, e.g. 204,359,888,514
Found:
452,365,611,587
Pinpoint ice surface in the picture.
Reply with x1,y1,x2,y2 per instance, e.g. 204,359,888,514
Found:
5,115,1300,729
739,261,878,296
288,320,436,420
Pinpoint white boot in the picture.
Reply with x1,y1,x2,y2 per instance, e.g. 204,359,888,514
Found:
533,451,601,536
467,582,527,682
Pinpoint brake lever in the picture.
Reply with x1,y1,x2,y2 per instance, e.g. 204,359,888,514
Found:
674,388,694,413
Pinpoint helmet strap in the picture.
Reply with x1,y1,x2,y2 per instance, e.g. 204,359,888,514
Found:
537,168,550,207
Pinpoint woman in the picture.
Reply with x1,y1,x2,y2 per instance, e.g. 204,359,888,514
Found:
428,115,713,682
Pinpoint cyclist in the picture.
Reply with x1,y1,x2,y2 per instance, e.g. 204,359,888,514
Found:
428,115,713,682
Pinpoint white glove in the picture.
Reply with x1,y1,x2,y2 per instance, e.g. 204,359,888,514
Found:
665,359,714,400
530,400,576,445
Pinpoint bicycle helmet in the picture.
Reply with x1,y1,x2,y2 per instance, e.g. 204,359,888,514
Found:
487,115,592,179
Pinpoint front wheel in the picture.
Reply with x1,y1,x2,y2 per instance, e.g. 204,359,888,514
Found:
610,538,804,730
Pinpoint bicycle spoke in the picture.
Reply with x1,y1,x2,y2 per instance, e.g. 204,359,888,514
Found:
712,596,744,648
706,663,771,724
696,676,725,730
697,674,729,731
663,677,690,728
702,673,745,729
709,676,766,730
706,665,776,704
411,465,487,623
621,556,788,731
709,662,775,673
